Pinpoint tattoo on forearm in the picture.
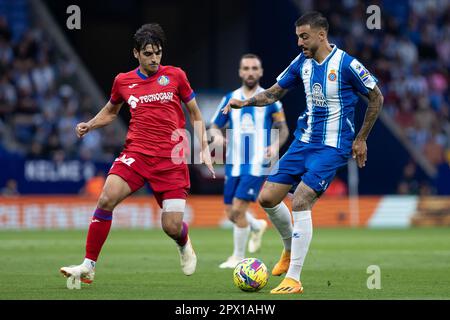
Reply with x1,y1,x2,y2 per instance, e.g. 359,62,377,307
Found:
246,86,286,106
356,86,384,140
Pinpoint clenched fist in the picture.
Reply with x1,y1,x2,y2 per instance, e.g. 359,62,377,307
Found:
75,122,91,138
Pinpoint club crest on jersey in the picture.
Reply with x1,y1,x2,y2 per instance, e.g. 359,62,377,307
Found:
328,70,337,81
127,95,139,109
312,83,327,107
158,75,170,86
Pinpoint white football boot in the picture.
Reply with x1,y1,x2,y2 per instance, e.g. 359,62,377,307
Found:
219,256,243,269
248,219,268,253
60,264,95,284
177,236,197,276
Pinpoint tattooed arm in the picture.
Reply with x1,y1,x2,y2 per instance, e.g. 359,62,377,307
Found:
222,83,289,114
352,85,384,168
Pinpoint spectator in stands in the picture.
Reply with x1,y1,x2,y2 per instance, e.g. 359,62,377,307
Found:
397,161,420,195
1,178,19,196
0,16,124,163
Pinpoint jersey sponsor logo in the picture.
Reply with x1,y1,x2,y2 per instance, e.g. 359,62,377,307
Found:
157,75,170,86
127,95,139,109
115,154,136,166
312,83,327,107
138,91,174,103
328,70,337,81
128,83,138,88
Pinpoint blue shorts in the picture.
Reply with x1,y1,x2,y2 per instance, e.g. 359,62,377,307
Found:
224,175,267,205
267,139,350,193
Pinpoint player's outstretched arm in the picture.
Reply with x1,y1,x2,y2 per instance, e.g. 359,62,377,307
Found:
352,85,384,168
185,98,216,178
222,83,289,114
75,101,123,138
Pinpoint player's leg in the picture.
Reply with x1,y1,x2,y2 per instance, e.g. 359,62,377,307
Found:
220,175,268,268
270,181,317,294
219,176,240,268
246,210,268,253
220,197,251,268
60,172,140,283
271,145,349,294
150,157,195,275
259,139,307,276
158,196,196,276
258,182,293,275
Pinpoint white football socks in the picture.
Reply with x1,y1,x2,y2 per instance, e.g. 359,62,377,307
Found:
286,210,313,282
245,212,264,231
83,258,96,270
262,202,293,251
232,225,251,259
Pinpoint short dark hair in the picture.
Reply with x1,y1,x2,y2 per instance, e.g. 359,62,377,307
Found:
295,11,329,32
133,23,166,51
240,53,262,65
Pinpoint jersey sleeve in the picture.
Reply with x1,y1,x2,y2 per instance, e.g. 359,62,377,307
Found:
110,74,124,104
177,69,196,103
346,58,378,95
270,101,283,113
210,94,231,128
276,53,304,90
270,101,286,123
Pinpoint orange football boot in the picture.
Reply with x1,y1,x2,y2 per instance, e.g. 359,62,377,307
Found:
270,277,304,294
271,249,290,276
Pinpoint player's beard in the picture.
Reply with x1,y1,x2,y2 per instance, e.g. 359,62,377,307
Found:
303,44,317,58
244,78,258,90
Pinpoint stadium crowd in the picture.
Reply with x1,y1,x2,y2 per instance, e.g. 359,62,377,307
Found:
0,15,122,163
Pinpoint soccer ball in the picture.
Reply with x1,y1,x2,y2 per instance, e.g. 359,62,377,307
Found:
233,258,269,292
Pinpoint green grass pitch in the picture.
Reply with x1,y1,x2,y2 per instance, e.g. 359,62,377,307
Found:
0,227,449,300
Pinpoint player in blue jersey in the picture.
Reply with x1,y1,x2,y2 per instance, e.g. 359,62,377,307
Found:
222,12,384,294
210,54,289,269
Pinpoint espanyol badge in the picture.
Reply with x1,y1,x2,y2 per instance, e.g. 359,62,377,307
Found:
158,75,170,86
328,70,337,81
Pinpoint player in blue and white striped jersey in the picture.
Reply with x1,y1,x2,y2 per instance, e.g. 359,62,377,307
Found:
210,54,289,269
222,12,384,294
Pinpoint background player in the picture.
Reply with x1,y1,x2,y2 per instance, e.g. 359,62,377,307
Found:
210,54,289,269
60,23,215,285
223,12,384,293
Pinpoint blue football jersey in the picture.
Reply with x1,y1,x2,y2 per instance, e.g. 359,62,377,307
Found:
210,86,283,177
276,45,378,152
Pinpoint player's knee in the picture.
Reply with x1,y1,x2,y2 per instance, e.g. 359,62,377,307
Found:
258,193,278,209
97,192,118,211
229,208,244,223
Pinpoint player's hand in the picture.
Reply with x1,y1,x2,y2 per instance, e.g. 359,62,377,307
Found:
222,98,245,114
352,139,367,168
264,145,278,159
212,134,227,147
200,147,216,179
76,122,91,138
